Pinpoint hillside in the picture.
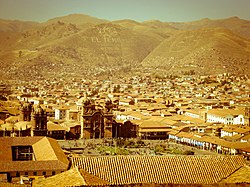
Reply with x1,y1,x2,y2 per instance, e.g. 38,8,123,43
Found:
141,28,250,75
0,19,38,32
169,17,250,39
0,21,164,80
0,14,250,80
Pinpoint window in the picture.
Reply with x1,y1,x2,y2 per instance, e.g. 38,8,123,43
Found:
52,171,55,175
42,172,46,176
12,146,33,161
33,172,37,176
25,172,28,176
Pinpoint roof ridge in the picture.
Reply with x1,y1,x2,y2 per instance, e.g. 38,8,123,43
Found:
218,164,248,183
76,167,87,185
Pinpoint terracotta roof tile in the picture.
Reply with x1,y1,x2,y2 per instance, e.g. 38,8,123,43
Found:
33,168,86,187
71,155,246,185
0,137,69,172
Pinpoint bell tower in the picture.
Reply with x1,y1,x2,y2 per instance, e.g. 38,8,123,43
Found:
31,105,48,136
20,101,33,121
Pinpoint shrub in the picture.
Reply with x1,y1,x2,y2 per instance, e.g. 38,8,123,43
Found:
183,150,195,155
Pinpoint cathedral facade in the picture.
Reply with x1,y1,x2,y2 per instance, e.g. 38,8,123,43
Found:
80,98,114,139
20,101,48,137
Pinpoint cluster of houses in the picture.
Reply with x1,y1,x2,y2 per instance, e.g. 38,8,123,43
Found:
0,73,249,155
0,73,250,185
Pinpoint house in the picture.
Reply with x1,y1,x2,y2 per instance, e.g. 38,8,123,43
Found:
184,109,201,119
221,125,250,138
206,109,245,125
47,121,67,140
118,99,134,106
0,136,69,183
65,109,78,121
115,120,138,139
54,107,68,120
116,111,145,121
138,120,171,139
244,106,250,126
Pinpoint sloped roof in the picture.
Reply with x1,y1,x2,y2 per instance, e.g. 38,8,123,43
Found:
71,155,246,185
139,120,169,129
207,109,244,117
47,121,67,131
14,121,32,130
79,169,109,186
33,168,86,187
0,137,69,172
220,165,250,183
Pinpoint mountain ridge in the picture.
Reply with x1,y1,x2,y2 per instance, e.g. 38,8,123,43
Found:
0,14,249,80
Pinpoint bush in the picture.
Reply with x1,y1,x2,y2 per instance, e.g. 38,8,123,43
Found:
183,150,195,155
155,145,165,153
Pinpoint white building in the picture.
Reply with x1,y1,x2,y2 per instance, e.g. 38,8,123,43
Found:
55,107,67,120
206,109,244,125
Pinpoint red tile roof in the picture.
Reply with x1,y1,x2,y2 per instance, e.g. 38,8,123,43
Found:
71,155,246,185
0,137,69,173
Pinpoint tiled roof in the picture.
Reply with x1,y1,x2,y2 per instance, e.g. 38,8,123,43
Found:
220,165,250,183
139,120,169,128
33,168,86,187
207,109,244,117
71,155,246,185
0,137,69,172
47,121,67,131
79,169,109,186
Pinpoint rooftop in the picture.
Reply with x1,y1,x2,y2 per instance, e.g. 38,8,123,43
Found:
0,137,69,172
71,155,246,185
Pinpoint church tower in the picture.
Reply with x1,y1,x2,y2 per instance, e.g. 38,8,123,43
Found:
20,101,33,121
31,105,48,136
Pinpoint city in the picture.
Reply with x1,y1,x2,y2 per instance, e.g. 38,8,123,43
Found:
0,72,249,186
0,0,250,186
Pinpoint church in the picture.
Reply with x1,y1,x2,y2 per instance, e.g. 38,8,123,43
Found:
80,97,114,139
20,101,48,137
0,101,48,138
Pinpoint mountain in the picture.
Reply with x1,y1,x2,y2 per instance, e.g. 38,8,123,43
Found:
141,28,250,75
0,14,249,80
0,19,38,32
0,21,163,80
44,14,108,26
113,19,178,39
169,17,250,39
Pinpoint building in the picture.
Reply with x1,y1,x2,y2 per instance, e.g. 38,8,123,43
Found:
70,155,247,185
113,120,138,139
47,121,66,140
138,120,171,139
0,136,69,182
31,105,48,137
54,107,67,120
0,102,48,138
81,97,114,139
244,106,250,126
206,109,245,125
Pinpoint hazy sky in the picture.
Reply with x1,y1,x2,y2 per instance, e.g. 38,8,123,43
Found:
0,0,249,22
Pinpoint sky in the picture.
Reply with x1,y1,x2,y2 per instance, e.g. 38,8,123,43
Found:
0,0,249,22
